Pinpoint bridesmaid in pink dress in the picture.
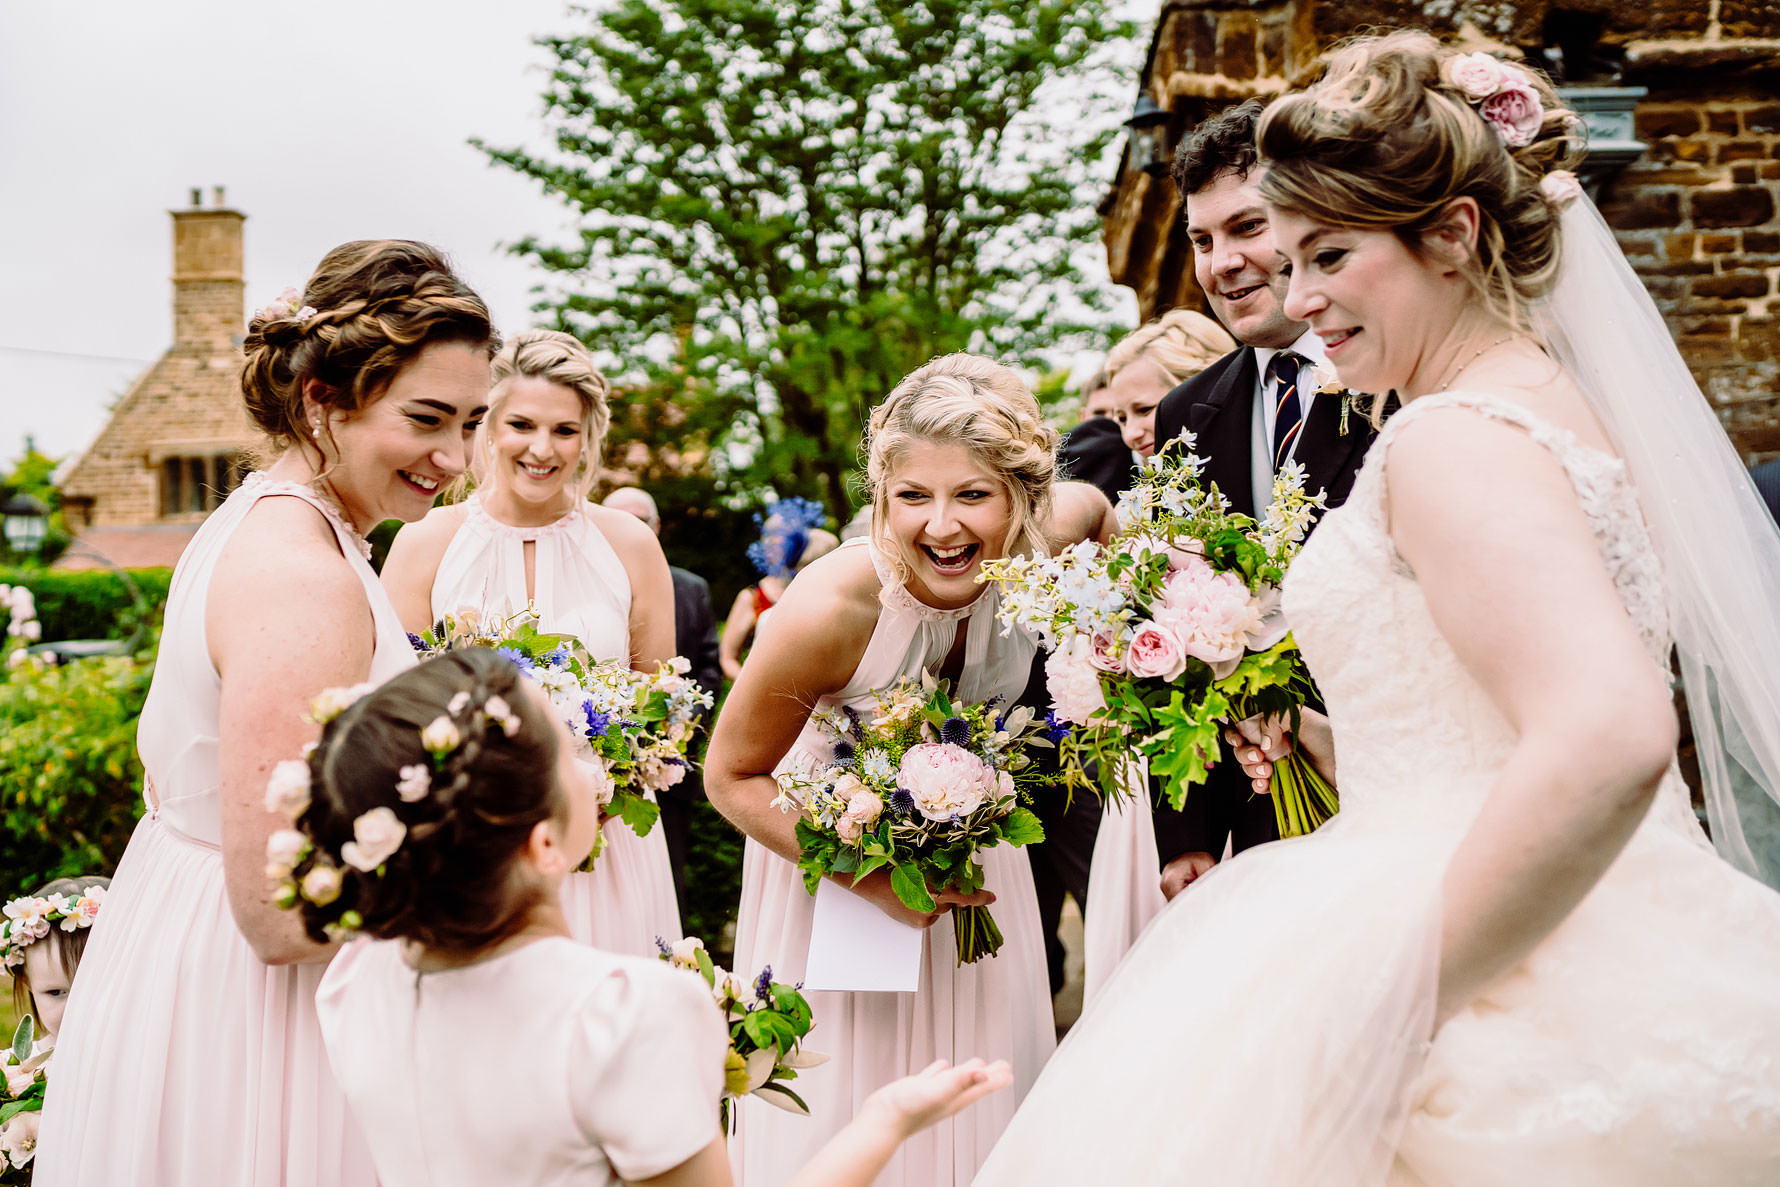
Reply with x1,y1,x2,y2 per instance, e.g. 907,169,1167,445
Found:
35,241,499,1187
706,354,1115,1186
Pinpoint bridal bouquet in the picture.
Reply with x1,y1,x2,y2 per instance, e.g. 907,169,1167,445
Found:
773,677,1048,965
412,607,713,865
657,935,825,1130
0,1018,47,1180
981,440,1338,836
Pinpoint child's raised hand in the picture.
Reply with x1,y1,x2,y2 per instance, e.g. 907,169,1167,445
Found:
861,1058,1014,1139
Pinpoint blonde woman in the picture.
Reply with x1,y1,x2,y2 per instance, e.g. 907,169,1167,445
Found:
1100,309,1236,459
382,329,681,957
706,354,1113,1186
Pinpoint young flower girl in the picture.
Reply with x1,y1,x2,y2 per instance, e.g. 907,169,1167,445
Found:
276,647,1009,1186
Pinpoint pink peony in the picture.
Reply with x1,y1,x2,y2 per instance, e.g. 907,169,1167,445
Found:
1045,636,1107,725
897,743,996,821
1155,569,1265,679
1443,51,1510,100
1125,620,1188,681
1481,83,1544,147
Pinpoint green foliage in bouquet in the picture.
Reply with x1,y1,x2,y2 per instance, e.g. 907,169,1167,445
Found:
777,676,1050,965
658,936,824,1131
0,1016,47,1179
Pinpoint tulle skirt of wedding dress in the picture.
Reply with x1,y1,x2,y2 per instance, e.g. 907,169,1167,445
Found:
35,813,376,1187
730,840,1056,1187
975,796,1780,1187
561,811,682,957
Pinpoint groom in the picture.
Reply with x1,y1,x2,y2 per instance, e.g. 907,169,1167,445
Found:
1150,100,1386,899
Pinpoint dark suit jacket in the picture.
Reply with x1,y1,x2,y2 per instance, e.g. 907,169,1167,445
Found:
668,566,722,802
1753,459,1780,526
1149,346,1384,864
1058,416,1137,504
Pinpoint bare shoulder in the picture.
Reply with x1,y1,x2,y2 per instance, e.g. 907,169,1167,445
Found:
388,502,469,561
585,503,667,564
209,496,371,662
753,543,882,671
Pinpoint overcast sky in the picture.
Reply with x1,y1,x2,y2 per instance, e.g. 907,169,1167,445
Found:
1,1,1144,465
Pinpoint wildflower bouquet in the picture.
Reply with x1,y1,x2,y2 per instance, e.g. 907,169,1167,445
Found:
412,607,714,866
773,677,1049,966
657,935,825,1131
982,440,1339,837
0,1017,48,1181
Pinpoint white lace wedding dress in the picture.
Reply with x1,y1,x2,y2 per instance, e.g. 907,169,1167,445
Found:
974,392,1780,1186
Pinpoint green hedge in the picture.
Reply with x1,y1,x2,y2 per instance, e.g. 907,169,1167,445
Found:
0,649,152,890
0,567,172,644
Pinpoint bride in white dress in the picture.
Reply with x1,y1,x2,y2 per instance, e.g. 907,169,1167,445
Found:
383,329,681,957
976,34,1780,1185
706,354,1113,1186
36,240,497,1186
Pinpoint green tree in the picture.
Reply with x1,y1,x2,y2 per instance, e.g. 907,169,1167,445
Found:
479,0,1133,521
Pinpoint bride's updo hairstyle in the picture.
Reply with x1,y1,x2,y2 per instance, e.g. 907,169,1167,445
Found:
472,329,612,505
1257,31,1584,332
289,648,562,951
241,240,500,453
864,353,1058,592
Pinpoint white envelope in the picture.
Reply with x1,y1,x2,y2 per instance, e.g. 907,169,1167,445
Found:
802,879,926,993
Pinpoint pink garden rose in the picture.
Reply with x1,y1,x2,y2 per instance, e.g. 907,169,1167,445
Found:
1443,51,1509,100
1088,629,1126,674
1481,82,1544,147
1125,620,1188,681
897,743,997,821
845,788,884,828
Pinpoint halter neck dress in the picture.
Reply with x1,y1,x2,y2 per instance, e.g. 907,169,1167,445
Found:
728,538,1056,1187
429,493,681,956
36,473,413,1187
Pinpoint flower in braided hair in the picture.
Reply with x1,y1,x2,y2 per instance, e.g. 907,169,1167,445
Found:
1439,52,1544,148
253,286,319,328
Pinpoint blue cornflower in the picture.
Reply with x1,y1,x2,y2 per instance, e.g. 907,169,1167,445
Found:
406,632,427,652
1043,709,1070,743
889,788,916,816
940,717,971,747
495,646,536,675
833,739,857,766
581,702,611,739
544,645,572,669
754,965,773,1002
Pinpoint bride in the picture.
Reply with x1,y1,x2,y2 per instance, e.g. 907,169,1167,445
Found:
975,32,1780,1185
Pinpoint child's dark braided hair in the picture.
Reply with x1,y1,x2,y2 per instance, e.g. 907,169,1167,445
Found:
288,648,562,951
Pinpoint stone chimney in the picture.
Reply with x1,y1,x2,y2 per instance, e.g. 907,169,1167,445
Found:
171,186,245,350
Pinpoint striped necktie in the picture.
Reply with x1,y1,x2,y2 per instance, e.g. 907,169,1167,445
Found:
1266,351,1305,472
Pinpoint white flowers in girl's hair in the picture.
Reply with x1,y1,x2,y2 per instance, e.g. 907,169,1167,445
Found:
420,715,461,757
448,691,471,715
308,682,377,726
395,764,431,803
1439,52,1544,148
300,865,342,906
483,695,522,738
265,829,310,879
0,887,106,970
263,760,311,819
254,286,319,326
340,807,407,873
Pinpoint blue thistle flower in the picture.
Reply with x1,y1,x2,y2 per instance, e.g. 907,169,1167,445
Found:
889,788,916,816
754,965,773,1001
581,702,611,739
495,646,535,674
406,632,427,652
1043,709,1070,743
832,739,857,765
940,717,971,747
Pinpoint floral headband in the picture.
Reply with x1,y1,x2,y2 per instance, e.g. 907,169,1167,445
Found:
266,682,525,934
1439,53,1545,149
253,285,319,329
1,887,105,970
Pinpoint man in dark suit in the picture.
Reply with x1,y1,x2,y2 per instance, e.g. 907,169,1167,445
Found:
1150,101,1386,899
603,486,723,921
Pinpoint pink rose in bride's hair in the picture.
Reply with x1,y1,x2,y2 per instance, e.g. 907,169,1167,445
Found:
1442,51,1509,100
1126,621,1188,681
1481,82,1544,147
1088,629,1126,674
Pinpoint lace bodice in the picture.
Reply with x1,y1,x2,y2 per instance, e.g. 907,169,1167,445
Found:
431,494,632,662
1282,391,1680,835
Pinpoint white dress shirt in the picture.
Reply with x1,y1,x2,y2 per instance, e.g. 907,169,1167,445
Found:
1249,329,1329,514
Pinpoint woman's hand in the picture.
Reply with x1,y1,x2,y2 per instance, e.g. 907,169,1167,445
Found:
1225,709,1337,791
845,869,996,930
859,1058,1015,1139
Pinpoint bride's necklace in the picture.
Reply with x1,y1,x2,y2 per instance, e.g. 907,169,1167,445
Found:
1435,334,1516,392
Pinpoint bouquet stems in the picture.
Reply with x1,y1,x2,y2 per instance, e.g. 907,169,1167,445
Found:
952,904,1005,966
1267,751,1339,838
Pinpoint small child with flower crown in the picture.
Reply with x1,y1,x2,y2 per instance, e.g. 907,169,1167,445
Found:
277,647,1010,1187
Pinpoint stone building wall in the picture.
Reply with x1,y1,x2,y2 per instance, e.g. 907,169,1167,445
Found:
1108,0,1780,457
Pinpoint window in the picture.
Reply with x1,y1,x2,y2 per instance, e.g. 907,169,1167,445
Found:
159,452,244,517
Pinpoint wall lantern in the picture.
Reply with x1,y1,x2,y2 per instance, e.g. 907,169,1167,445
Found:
1126,94,1172,179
